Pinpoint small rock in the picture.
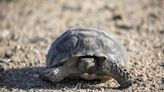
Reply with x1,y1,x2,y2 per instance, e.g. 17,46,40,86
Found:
29,36,46,43
61,4,81,12
148,11,159,22
0,88,9,92
5,50,13,58
0,58,12,63
159,29,164,34
0,65,4,72
112,14,122,20
10,33,19,41
0,29,11,41
159,62,164,68
0,13,4,20
115,21,133,30
100,87,105,91
154,41,164,48
161,78,164,85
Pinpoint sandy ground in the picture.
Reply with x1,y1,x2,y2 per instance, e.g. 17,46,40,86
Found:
0,0,164,92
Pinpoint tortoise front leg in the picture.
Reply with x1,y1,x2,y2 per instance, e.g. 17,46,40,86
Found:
102,59,133,89
40,65,79,82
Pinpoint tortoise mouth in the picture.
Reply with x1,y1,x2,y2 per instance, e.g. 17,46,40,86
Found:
79,55,106,60
79,55,98,58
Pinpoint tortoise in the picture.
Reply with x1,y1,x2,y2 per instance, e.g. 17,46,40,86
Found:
40,28,133,88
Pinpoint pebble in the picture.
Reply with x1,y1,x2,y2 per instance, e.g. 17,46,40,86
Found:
0,65,4,71
0,30,11,41
29,36,46,43
159,62,164,68
154,41,164,48
112,14,122,20
148,11,159,22
61,4,81,12
100,88,105,91
0,88,9,92
161,78,164,85
5,50,13,58
115,21,133,30
0,58,12,63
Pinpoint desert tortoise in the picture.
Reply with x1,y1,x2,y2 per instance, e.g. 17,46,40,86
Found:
40,28,132,88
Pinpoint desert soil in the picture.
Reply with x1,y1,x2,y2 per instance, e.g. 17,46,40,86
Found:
0,0,164,92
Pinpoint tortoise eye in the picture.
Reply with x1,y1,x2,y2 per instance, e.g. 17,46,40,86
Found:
56,36,78,52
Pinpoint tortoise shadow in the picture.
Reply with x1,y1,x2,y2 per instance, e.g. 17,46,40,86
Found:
0,66,114,90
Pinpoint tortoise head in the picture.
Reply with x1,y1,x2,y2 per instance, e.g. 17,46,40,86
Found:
78,56,98,74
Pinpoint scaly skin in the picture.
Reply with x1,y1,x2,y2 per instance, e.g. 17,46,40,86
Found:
102,59,133,89
40,66,80,82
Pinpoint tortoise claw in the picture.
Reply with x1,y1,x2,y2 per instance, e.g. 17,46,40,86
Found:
102,59,133,89
40,68,64,82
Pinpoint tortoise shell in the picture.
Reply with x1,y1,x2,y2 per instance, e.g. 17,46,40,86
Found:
46,28,128,69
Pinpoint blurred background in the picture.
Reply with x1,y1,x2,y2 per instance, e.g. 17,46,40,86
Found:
0,0,164,91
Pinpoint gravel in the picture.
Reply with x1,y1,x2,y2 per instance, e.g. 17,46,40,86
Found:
0,0,164,92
